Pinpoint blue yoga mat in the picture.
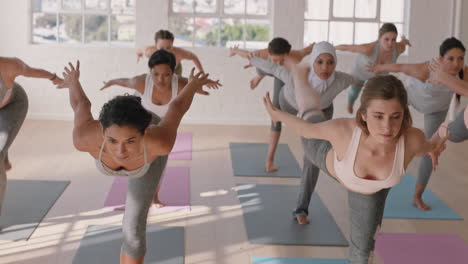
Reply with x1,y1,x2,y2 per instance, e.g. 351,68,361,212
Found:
236,184,348,246
252,257,348,264
0,180,70,241
229,142,301,178
384,174,463,220
73,225,184,264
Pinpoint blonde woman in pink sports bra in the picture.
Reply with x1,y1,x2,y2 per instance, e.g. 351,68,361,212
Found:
263,64,448,264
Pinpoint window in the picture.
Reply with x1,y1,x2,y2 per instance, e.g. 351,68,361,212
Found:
304,0,406,45
31,0,136,45
169,0,271,49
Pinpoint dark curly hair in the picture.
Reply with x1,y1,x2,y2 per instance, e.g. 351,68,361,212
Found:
98,94,152,134
356,75,412,138
268,37,292,55
148,49,176,72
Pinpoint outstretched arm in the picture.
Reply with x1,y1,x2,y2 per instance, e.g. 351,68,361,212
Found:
410,127,450,170
60,61,102,152
100,74,145,94
336,42,374,56
396,36,412,54
3,57,64,87
368,62,429,82
229,45,269,59
177,47,205,73
428,61,468,96
145,69,209,155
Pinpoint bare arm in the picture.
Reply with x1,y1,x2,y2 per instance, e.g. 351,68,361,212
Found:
396,36,412,54
335,42,375,56
101,74,145,94
178,75,221,95
60,61,102,152
409,127,449,170
295,43,315,59
176,47,205,73
229,45,269,59
145,69,209,155
370,62,429,82
1,57,63,87
428,62,468,96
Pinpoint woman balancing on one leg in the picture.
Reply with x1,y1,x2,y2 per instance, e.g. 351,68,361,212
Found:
246,42,359,224
59,61,209,264
368,37,468,210
101,49,221,207
136,29,205,75
336,23,411,114
263,64,448,264
0,57,62,214
229,37,314,172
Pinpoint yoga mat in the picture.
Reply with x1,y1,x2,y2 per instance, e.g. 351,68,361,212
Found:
0,180,70,241
375,233,468,264
235,184,348,246
169,132,192,160
252,257,348,264
103,167,190,211
384,174,463,220
72,225,184,264
230,143,301,178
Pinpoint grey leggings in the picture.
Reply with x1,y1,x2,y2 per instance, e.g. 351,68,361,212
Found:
447,107,468,142
417,109,448,186
121,114,168,258
291,108,390,264
0,84,28,213
256,68,284,131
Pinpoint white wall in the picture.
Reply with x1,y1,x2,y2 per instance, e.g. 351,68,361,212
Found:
0,0,461,124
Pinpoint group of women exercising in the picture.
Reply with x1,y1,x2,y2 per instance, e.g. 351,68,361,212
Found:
0,24,467,263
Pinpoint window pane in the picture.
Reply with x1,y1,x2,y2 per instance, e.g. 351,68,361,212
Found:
333,0,354,18
245,19,269,49
247,0,267,15
305,0,329,20
169,16,194,47
59,14,82,43
173,0,193,12
62,0,81,9
304,21,328,44
355,0,376,18
111,15,135,44
329,21,353,45
220,18,243,48
194,18,219,47
380,0,404,22
111,0,135,14
224,0,245,14
194,0,216,13
32,13,58,43
86,0,107,10
355,22,378,44
85,15,108,44
32,0,58,12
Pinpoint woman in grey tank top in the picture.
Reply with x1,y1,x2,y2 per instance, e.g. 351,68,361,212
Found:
59,61,209,264
336,23,411,114
368,37,468,211
0,57,62,214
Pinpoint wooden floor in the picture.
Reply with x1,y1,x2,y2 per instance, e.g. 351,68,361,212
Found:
0,101,467,263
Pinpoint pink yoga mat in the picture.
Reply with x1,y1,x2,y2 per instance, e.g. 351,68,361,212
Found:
375,233,468,264
169,132,192,160
103,167,190,212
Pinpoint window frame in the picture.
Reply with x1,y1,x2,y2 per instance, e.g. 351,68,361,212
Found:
304,0,408,46
30,0,136,46
168,0,272,48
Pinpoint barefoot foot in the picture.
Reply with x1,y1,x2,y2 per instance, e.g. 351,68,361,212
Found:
347,104,354,114
413,197,431,211
265,161,278,173
295,215,310,225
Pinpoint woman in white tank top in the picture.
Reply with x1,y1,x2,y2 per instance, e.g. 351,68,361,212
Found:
101,50,222,207
263,63,448,264
368,37,468,211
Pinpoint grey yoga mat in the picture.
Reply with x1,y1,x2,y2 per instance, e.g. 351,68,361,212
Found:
235,184,348,246
72,225,185,264
0,179,70,241
229,142,301,178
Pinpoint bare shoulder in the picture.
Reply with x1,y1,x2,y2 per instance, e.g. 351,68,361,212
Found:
404,127,426,152
361,41,377,56
0,57,24,74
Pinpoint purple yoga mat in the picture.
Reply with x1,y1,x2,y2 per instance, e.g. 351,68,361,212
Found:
375,233,468,264
103,167,190,212
169,132,192,160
